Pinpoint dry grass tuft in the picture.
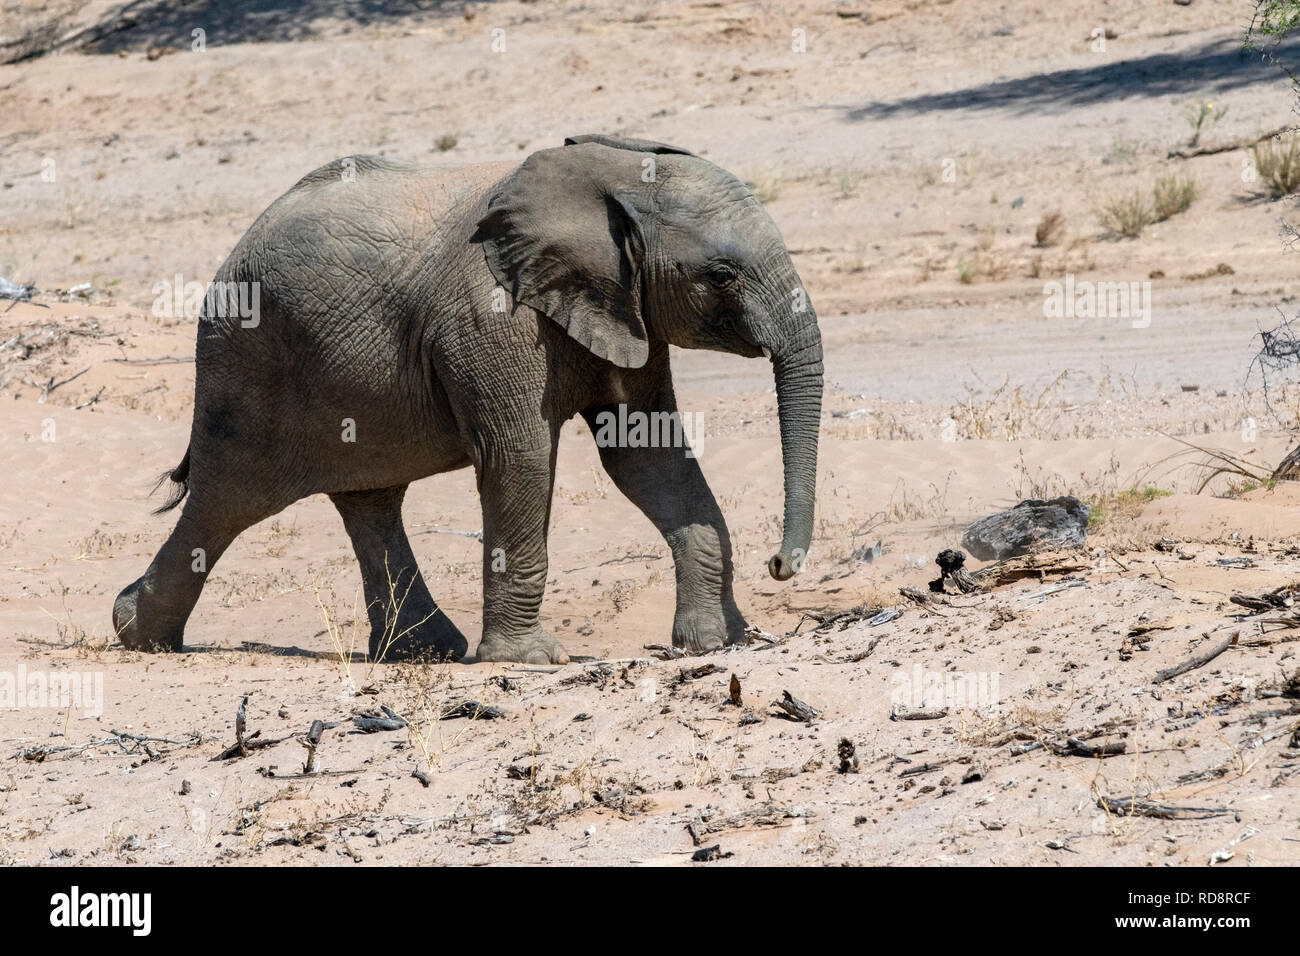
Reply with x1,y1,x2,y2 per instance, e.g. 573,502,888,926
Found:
1252,134,1300,197
1096,190,1154,238
1153,175,1200,221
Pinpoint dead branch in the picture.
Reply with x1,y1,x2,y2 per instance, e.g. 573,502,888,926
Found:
1097,795,1235,820
1153,632,1238,684
1166,123,1294,159
772,690,819,723
891,704,948,721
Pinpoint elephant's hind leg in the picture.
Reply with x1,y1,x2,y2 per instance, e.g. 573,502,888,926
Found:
113,497,263,652
330,485,468,662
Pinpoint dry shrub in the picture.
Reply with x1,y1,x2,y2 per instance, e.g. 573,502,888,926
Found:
1153,175,1199,220
958,229,1012,283
1097,191,1154,238
1034,210,1066,247
948,371,1070,441
1252,134,1300,196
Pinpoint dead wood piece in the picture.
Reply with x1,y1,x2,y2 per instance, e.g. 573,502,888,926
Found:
674,662,725,685
891,704,948,721
214,696,284,759
1153,632,1238,684
441,700,504,720
695,805,814,836
1052,737,1126,758
1167,124,1293,159
17,730,204,762
300,719,326,774
899,585,932,605
842,634,884,663
772,690,820,723
1097,795,1235,820
1128,621,1175,638
692,844,732,862
411,769,431,788
1230,584,1295,614
807,602,884,632
643,642,685,660
899,760,946,777
743,624,782,645
971,552,1091,588
215,730,280,760
352,708,407,733
1259,611,1300,633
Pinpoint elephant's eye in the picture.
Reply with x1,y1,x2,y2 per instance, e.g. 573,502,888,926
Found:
705,263,738,288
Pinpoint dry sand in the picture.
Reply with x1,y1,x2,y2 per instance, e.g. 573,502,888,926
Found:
1,0,1299,865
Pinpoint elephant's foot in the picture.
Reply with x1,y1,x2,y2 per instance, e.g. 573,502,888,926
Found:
112,577,183,652
476,626,569,665
673,604,748,655
371,604,468,663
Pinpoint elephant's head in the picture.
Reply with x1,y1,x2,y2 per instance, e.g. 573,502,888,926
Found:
473,134,823,582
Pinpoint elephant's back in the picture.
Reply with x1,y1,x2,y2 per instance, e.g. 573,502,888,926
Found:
189,157,489,488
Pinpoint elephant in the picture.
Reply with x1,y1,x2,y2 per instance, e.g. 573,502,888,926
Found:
112,133,824,664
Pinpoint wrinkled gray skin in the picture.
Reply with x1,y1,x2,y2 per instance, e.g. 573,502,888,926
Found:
112,135,824,664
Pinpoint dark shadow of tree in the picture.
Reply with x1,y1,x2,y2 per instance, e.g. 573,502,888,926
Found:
847,35,1300,120
83,0,478,54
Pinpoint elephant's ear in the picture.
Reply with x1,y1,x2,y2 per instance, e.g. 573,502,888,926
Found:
473,145,651,369
563,133,695,156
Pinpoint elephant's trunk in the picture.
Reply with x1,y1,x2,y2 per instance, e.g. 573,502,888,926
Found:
766,317,823,581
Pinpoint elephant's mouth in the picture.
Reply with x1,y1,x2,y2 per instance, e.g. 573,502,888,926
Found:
730,321,770,359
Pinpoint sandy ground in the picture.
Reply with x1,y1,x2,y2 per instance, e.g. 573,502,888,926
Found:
2,0,1300,865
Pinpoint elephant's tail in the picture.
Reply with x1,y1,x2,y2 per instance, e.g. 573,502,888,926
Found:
151,446,191,514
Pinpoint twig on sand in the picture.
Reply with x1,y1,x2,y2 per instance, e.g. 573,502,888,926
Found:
1052,737,1126,758
899,760,950,777
215,695,285,759
1018,578,1086,605
644,642,685,660
38,366,89,403
1166,124,1294,159
891,704,948,721
841,633,885,663
743,624,782,644
16,729,205,762
300,720,326,773
1153,632,1238,684
413,527,484,541
75,386,105,409
772,690,819,723
970,552,1091,588
674,662,725,685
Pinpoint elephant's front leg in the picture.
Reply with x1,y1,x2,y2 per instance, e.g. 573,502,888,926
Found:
473,438,570,665
582,402,748,654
